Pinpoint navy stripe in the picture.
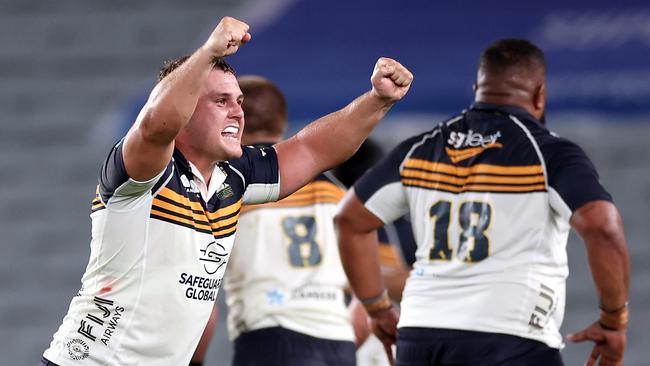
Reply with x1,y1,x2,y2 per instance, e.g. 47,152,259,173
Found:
150,214,213,235
151,204,210,227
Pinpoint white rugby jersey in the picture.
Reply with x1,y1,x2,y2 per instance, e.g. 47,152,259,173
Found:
354,103,612,348
224,171,354,342
43,143,280,366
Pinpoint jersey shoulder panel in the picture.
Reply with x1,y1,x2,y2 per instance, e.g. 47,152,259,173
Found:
354,129,438,203
528,124,612,212
400,110,546,195
98,139,174,205
242,172,345,214
227,145,280,204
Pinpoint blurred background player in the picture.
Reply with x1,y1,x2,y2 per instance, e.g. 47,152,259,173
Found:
336,39,630,366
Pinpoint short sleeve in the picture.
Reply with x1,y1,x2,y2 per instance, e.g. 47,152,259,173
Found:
228,145,280,204
353,138,416,224
98,140,173,204
540,136,612,217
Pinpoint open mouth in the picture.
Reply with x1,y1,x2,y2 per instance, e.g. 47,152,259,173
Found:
221,125,240,140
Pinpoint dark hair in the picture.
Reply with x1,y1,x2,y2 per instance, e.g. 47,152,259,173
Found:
332,138,384,188
157,55,236,82
479,39,546,76
238,75,288,136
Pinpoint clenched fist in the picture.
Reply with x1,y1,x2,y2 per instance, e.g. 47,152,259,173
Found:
204,16,251,57
370,57,413,102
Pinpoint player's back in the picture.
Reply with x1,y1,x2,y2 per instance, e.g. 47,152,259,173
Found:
224,172,354,342
355,102,604,348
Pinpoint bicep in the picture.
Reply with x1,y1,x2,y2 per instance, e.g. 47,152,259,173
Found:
122,108,175,182
275,137,319,199
336,190,386,235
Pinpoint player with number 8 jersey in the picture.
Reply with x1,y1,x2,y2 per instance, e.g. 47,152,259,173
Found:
225,171,353,342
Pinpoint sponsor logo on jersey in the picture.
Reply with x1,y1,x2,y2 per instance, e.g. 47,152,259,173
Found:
179,272,222,301
291,287,338,301
267,288,285,305
74,296,126,348
66,338,90,361
446,130,502,163
180,174,201,194
199,241,228,275
216,183,234,199
528,283,558,330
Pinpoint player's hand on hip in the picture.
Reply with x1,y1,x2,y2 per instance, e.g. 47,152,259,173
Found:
369,306,399,366
370,57,413,102
567,321,626,366
204,16,251,57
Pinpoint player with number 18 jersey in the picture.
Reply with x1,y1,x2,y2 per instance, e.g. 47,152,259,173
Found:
353,102,612,349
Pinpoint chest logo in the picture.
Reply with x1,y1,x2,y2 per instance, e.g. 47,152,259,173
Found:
200,241,228,275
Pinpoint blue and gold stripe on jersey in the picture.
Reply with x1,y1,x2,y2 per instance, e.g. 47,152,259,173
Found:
241,174,344,214
91,186,106,213
150,187,242,239
401,158,546,194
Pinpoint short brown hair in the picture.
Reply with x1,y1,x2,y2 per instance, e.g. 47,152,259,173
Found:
157,55,236,82
238,75,288,136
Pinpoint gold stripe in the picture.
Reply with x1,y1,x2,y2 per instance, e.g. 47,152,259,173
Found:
445,143,502,163
401,169,545,185
240,181,343,214
211,212,240,231
404,159,543,176
280,193,342,204
150,208,212,231
241,197,340,214
208,200,242,222
157,187,242,222
289,182,344,198
152,197,240,232
401,178,546,193
158,187,204,212
213,224,237,237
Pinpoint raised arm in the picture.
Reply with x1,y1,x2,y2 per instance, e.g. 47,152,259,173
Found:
122,17,251,181
567,200,630,366
274,58,413,198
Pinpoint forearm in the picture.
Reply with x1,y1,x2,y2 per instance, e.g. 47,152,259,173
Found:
299,91,392,168
571,201,630,322
584,224,630,311
142,47,216,144
337,221,386,300
277,92,393,197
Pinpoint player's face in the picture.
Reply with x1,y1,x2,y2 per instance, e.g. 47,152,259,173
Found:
182,70,245,162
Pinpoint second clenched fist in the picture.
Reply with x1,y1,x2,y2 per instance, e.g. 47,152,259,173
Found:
370,57,413,102
204,16,251,57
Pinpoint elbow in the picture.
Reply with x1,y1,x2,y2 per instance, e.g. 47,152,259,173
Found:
583,214,627,253
573,201,627,251
334,210,352,235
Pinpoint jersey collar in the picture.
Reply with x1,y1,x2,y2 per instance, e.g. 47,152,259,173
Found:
172,149,227,202
469,102,539,124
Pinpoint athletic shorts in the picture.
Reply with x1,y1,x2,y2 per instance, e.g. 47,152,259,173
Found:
396,327,564,366
232,326,356,366
37,357,58,366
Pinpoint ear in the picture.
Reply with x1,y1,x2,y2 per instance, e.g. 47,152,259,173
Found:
533,83,546,118
472,82,478,93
